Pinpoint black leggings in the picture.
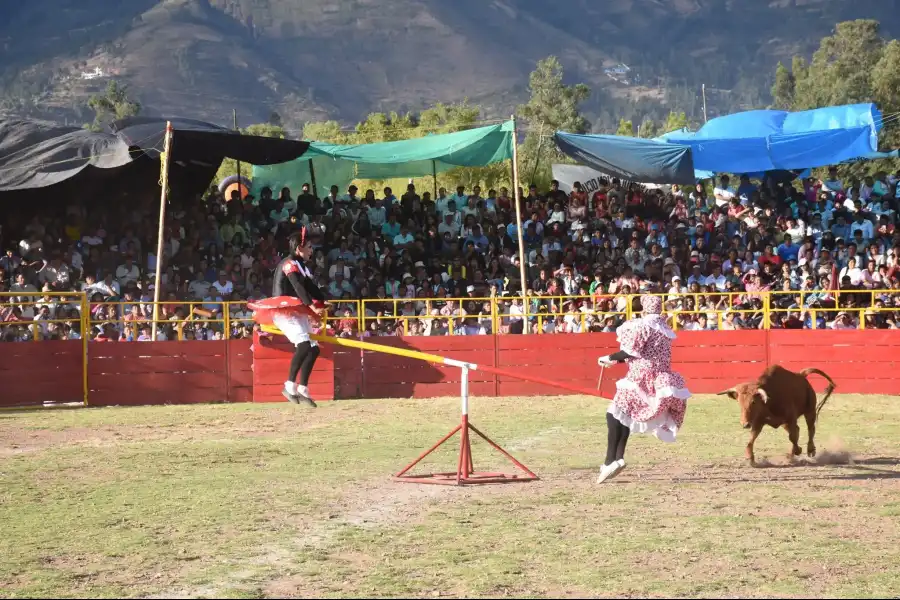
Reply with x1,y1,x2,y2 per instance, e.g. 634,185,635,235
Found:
288,342,320,386
605,412,630,465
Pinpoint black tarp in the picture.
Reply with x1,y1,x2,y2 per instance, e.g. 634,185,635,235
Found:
553,131,696,185
0,117,310,199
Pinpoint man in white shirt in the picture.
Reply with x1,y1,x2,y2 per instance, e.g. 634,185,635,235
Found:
714,175,736,207
212,272,234,296
115,256,140,288
188,276,211,300
367,198,387,228
820,166,844,198
850,213,874,244
687,264,705,286
434,187,451,216
438,212,461,238
704,265,727,291
393,225,416,253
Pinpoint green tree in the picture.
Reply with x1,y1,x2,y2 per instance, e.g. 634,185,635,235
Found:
616,119,634,137
872,40,900,116
793,20,884,110
870,39,900,166
302,120,348,144
662,111,690,134
517,56,591,189
638,118,658,138
85,80,141,131
243,123,285,139
770,61,795,110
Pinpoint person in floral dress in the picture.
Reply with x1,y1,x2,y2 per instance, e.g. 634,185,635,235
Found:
595,295,691,483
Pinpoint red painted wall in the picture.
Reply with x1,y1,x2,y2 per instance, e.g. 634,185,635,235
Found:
1,331,897,408
0,341,83,408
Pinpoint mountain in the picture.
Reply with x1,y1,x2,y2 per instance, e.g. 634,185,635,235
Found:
1,0,897,131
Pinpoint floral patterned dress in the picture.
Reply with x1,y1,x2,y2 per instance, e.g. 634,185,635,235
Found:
608,314,691,442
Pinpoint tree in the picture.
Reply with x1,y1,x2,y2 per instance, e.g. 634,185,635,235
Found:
85,80,140,131
872,40,900,117
638,118,658,139
870,39,900,163
770,62,795,110
268,111,283,127
662,111,690,134
793,20,884,110
616,119,634,137
777,19,900,177
302,120,348,144
517,56,591,188
518,56,591,135
243,123,285,139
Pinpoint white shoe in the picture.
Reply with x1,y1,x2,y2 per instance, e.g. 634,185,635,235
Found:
596,459,626,484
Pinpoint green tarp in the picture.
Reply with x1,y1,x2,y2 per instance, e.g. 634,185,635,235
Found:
251,120,513,197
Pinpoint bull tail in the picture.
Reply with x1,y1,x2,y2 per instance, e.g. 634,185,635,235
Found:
799,368,836,421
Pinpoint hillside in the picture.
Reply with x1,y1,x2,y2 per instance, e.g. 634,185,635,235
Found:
0,0,896,131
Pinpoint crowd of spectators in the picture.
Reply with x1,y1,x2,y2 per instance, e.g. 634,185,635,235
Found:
2,164,900,341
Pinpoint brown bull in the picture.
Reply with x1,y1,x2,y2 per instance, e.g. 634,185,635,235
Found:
718,365,836,465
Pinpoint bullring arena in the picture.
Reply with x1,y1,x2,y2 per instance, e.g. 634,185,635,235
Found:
2,312,899,598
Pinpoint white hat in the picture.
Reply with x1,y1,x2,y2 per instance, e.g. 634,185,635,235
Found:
466,285,475,293
414,261,425,268
402,272,413,280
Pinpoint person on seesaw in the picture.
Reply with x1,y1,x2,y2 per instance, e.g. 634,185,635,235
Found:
596,295,691,483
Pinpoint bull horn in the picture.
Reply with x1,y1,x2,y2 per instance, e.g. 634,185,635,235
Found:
756,388,768,403
716,388,737,398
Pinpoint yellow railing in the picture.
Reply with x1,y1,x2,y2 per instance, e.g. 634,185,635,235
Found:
0,292,86,341
3,290,899,341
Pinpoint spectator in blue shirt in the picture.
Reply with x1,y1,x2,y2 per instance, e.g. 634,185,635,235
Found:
736,175,757,202
777,234,800,263
380,214,400,239
465,225,490,253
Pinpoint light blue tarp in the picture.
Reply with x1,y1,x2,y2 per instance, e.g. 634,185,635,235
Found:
552,132,695,185
658,103,886,179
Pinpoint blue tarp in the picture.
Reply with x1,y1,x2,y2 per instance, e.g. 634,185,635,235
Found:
659,103,887,178
553,132,695,185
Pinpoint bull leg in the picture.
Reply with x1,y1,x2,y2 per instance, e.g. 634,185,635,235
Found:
805,400,817,458
786,420,802,458
746,425,763,466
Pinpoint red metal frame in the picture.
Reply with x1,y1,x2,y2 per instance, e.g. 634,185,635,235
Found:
393,414,539,486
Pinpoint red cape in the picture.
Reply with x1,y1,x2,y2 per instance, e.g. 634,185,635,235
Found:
248,296,326,325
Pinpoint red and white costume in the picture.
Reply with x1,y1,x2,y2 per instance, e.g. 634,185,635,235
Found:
608,295,690,442
250,255,326,347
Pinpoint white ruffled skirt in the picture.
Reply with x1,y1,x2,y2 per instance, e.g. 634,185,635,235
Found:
608,372,690,443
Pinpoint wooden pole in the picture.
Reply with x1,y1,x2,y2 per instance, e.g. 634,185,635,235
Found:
702,84,708,124
432,159,438,201
529,120,544,186
233,109,242,197
510,115,528,297
308,158,318,199
151,122,174,341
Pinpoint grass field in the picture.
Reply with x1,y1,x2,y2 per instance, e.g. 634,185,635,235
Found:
1,394,899,599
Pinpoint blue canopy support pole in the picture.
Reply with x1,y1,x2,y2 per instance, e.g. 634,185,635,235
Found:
308,159,317,199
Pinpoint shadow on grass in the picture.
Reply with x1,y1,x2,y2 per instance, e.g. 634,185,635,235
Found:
572,456,900,483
